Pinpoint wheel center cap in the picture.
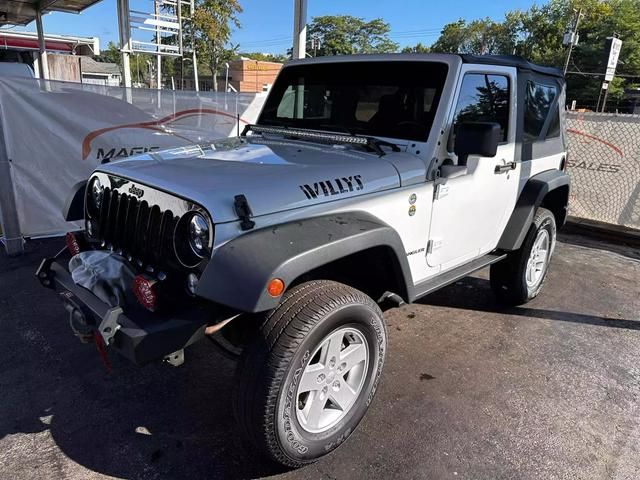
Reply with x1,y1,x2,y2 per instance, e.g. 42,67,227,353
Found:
326,371,336,384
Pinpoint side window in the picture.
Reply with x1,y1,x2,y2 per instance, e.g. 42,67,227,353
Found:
524,81,558,141
452,73,510,144
276,86,296,118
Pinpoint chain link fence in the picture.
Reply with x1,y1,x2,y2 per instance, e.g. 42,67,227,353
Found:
566,112,640,230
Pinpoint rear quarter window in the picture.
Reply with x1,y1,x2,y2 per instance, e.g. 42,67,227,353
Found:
524,81,559,141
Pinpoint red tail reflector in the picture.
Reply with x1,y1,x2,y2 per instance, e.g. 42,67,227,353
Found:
133,275,158,311
65,232,81,256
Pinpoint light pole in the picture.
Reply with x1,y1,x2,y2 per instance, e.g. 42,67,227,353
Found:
563,8,582,75
146,60,152,88
225,62,230,92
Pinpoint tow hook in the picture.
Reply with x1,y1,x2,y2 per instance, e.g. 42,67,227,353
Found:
164,350,184,367
60,291,93,343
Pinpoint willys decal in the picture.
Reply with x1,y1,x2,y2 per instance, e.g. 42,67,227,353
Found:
299,175,363,200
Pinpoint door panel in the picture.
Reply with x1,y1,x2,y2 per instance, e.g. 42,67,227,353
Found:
426,67,519,271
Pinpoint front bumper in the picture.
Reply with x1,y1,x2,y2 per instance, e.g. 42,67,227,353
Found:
36,248,210,366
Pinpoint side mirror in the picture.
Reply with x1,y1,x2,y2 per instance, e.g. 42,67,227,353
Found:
453,122,501,165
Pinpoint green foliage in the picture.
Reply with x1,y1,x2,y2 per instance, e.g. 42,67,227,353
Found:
95,41,121,65
307,15,398,56
191,0,242,90
430,0,640,110
401,42,431,54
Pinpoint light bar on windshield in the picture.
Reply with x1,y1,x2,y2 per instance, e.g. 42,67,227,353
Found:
246,125,371,146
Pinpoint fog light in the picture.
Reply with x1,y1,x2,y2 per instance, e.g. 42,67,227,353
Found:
186,273,199,296
133,275,158,311
65,232,81,256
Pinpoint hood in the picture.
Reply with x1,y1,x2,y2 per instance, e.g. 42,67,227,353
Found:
98,137,403,223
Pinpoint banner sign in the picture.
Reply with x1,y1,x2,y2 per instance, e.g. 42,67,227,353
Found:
604,37,622,82
0,77,266,237
566,112,640,230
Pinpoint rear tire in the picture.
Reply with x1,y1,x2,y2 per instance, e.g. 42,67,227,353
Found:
233,280,387,468
490,208,556,305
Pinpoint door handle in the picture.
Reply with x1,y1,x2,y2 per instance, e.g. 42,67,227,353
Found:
495,161,516,174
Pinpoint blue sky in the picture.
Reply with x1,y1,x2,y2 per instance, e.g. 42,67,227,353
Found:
5,0,538,54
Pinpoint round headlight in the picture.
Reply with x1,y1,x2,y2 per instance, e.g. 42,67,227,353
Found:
188,213,210,257
88,177,103,214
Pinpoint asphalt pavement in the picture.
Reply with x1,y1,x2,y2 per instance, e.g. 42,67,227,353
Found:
1,233,639,480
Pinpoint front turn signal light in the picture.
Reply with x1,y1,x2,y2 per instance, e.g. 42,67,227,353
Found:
267,278,285,297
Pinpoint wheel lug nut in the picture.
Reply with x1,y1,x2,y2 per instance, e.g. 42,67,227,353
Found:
317,373,326,383
338,362,347,372
322,386,328,394
329,357,336,368
332,380,340,390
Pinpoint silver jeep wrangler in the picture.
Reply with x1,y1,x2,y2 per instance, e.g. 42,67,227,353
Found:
38,53,569,467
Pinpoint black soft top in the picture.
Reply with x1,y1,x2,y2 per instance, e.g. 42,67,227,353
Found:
460,54,564,79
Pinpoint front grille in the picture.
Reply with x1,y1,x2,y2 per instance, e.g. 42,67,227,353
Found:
96,187,179,267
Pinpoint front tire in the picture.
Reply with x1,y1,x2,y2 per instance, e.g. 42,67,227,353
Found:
490,208,557,305
234,280,387,468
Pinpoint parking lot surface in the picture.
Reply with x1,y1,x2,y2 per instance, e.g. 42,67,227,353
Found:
1,233,639,480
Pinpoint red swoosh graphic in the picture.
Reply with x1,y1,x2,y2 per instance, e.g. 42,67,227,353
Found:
566,128,623,157
82,108,249,160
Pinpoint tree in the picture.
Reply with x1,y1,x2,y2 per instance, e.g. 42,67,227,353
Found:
95,41,121,65
431,18,517,55
429,0,640,110
401,42,430,54
306,15,398,56
191,0,242,91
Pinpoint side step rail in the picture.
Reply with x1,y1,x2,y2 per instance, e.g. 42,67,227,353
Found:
410,252,507,302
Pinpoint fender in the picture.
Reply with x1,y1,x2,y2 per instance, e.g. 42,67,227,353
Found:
62,180,87,222
498,169,570,251
196,212,412,312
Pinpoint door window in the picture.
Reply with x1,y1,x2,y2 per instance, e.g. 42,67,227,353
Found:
451,74,510,144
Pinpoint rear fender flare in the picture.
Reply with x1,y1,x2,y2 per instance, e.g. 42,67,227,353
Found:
498,169,570,251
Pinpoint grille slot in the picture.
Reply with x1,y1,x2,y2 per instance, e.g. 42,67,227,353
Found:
97,187,178,266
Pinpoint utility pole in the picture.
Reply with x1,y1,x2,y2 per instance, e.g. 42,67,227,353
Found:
292,0,307,59
154,0,161,89
563,8,582,75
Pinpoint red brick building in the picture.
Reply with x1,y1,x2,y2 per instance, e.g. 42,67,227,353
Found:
228,59,283,93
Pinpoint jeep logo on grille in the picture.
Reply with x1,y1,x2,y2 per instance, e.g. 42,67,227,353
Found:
128,184,144,198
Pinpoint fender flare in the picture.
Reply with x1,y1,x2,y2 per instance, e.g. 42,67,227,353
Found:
195,212,413,312
497,169,570,251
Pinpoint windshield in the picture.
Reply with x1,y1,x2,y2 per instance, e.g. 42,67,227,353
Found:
258,61,449,142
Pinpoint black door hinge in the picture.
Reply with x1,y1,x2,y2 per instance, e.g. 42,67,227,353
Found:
234,194,255,231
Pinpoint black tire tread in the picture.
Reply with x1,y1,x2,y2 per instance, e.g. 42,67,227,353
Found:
491,207,556,305
234,280,383,468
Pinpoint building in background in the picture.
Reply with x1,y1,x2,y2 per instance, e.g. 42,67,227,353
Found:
80,56,121,86
228,59,282,93
182,59,283,92
0,31,98,81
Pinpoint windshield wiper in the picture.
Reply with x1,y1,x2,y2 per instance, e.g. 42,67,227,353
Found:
319,124,402,155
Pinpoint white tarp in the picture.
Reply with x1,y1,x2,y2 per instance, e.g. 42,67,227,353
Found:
0,76,266,237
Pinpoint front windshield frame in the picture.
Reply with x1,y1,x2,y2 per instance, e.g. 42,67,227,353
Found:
257,60,449,143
